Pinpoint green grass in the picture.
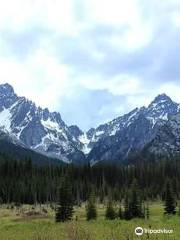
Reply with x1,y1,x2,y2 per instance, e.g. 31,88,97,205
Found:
0,202,179,240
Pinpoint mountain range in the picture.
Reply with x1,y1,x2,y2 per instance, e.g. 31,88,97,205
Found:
0,83,180,165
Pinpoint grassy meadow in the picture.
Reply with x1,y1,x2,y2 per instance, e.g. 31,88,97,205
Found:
0,202,179,240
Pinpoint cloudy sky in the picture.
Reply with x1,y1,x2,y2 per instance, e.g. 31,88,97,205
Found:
0,0,180,130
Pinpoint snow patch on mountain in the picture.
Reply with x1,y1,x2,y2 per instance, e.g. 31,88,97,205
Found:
95,130,104,136
41,119,60,131
79,133,91,154
0,83,86,163
110,126,119,136
1,83,180,165
0,108,12,132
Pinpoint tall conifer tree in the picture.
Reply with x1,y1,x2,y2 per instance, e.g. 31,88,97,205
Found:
86,192,97,221
55,177,74,222
164,180,176,215
105,200,116,220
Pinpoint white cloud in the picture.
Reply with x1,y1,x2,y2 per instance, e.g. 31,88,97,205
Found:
126,94,153,109
109,22,153,51
0,48,74,111
85,0,139,26
0,0,180,129
0,0,81,36
172,11,180,27
78,74,141,95
159,82,180,103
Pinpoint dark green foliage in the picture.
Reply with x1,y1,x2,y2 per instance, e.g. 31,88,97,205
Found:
105,201,116,220
124,195,131,220
55,177,74,222
123,180,144,220
86,192,97,221
178,202,180,216
118,205,123,219
0,151,180,206
129,179,143,218
164,180,176,215
145,203,150,219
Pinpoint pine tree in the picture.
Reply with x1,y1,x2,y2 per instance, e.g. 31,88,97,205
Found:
129,179,143,218
178,202,180,216
86,192,97,221
164,180,176,215
145,203,150,219
118,205,123,219
124,195,131,220
105,200,116,220
55,177,74,222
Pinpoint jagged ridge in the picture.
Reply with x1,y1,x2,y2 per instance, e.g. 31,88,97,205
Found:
0,83,180,164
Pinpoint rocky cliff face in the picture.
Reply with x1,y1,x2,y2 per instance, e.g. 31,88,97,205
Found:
0,83,85,163
0,83,180,165
143,113,180,159
86,94,180,164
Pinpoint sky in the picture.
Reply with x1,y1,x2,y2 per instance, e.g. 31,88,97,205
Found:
0,0,180,130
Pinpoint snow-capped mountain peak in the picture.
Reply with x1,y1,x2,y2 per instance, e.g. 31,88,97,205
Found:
0,83,85,163
150,93,172,103
145,94,179,126
86,94,180,164
1,83,180,165
0,83,15,96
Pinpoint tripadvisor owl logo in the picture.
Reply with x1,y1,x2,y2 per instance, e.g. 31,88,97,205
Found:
135,227,144,236
135,226,173,236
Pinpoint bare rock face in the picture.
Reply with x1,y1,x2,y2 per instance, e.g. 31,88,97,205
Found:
87,94,180,164
144,113,180,158
0,83,180,165
0,83,86,164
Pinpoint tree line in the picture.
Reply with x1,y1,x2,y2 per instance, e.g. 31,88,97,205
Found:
0,152,180,205
56,177,178,222
0,151,179,221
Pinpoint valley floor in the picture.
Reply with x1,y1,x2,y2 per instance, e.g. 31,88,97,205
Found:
0,203,179,240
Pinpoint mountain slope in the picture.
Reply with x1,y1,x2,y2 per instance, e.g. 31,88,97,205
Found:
0,83,86,164
143,112,180,159
1,83,180,165
0,130,64,166
86,94,180,164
